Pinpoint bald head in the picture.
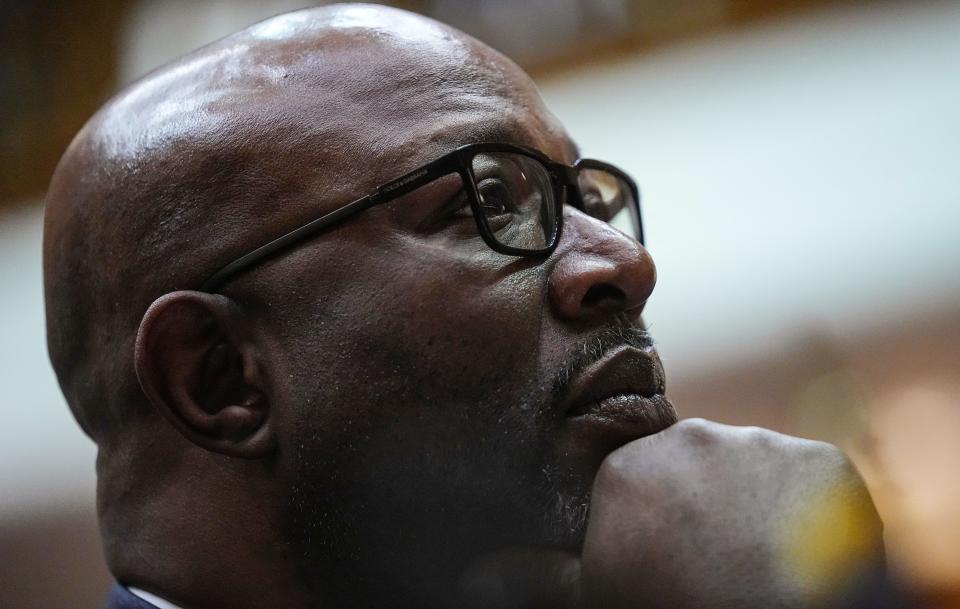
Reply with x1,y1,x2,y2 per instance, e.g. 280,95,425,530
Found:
44,3,562,442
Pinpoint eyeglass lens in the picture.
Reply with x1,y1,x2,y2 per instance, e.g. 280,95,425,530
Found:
471,152,558,251
470,152,640,252
577,168,641,244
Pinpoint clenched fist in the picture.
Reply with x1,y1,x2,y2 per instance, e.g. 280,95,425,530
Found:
461,419,885,609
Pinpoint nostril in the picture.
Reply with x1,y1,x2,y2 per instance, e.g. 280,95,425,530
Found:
582,283,625,309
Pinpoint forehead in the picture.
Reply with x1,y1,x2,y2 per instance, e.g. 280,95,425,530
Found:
101,5,575,191
273,25,574,170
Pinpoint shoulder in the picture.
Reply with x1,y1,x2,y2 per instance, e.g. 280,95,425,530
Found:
105,585,162,609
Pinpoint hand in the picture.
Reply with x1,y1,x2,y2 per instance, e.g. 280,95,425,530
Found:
459,419,885,609
582,418,885,608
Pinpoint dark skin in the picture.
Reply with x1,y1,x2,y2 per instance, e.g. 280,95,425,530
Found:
43,5,883,609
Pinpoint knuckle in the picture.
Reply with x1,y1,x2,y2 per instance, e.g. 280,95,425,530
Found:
738,425,779,447
796,440,873,495
672,417,719,447
594,448,633,493
803,438,853,469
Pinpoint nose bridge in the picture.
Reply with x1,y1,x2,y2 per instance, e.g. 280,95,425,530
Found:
553,164,582,216
547,206,656,323
554,163,579,185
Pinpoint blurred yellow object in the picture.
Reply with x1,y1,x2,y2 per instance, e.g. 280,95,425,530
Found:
782,475,881,601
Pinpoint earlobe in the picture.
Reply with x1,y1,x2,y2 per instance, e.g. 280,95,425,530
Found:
135,291,276,458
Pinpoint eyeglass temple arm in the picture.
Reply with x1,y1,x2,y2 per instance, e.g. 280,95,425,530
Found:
199,195,379,291
369,156,455,203
199,157,456,292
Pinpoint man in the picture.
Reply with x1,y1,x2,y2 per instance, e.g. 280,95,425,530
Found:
43,4,885,609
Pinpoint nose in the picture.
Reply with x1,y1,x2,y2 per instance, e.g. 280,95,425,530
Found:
547,207,656,323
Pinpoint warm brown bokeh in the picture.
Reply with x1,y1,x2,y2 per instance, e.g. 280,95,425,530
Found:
1,0,131,203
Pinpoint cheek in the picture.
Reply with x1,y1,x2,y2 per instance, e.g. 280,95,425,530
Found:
281,240,562,533
278,235,552,451
358,238,545,402
271,236,606,557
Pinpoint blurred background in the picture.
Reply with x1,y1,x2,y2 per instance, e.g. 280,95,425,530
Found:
2,0,958,607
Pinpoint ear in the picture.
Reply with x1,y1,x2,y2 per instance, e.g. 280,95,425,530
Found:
134,291,276,458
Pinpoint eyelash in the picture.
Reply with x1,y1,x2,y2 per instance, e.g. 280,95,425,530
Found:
447,191,474,218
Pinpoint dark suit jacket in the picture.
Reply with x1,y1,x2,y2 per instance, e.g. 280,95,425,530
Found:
105,586,161,609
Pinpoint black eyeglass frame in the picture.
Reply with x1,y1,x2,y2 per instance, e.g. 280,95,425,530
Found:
200,142,643,291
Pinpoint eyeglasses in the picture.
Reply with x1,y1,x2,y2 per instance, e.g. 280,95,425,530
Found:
200,142,643,291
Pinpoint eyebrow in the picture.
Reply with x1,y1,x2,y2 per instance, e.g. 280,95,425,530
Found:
461,121,532,147
455,121,580,162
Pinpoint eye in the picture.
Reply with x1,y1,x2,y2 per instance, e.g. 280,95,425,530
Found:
477,179,514,217
439,190,503,232
447,192,474,218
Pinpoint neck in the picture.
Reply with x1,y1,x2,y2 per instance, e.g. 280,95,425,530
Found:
100,437,310,609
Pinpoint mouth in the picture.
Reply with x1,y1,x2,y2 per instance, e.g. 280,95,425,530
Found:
562,345,676,445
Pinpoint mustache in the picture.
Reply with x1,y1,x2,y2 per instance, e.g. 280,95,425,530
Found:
550,325,658,399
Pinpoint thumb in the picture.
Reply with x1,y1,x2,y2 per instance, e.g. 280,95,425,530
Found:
456,547,583,609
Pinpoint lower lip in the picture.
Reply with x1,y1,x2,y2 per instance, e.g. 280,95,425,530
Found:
565,393,674,449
